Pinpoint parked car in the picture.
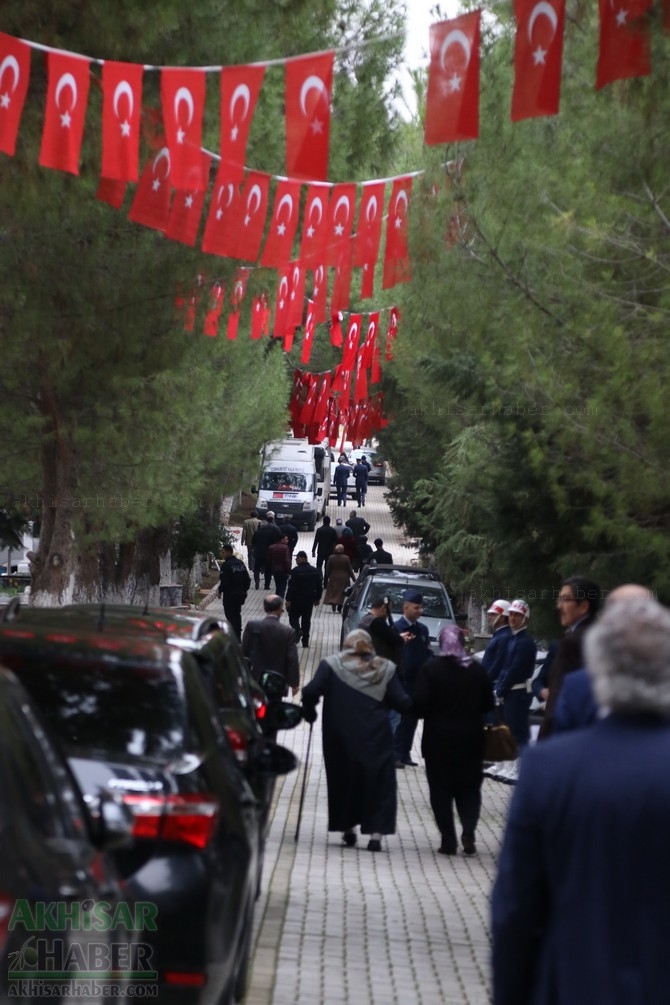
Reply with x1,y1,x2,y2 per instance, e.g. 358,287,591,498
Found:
19,603,301,852
0,616,264,1005
0,666,136,1003
340,565,455,646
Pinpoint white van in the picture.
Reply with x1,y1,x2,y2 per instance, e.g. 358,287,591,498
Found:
254,439,326,530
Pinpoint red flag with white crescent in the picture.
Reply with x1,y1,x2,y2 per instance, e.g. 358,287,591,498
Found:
219,64,265,182
161,67,207,191
354,181,386,300
230,170,271,262
260,179,302,268
273,265,292,339
354,351,369,404
299,185,331,269
342,314,362,373
313,373,331,425
300,300,316,364
382,177,413,290
330,238,355,313
251,293,270,340
285,51,334,181
310,264,328,325
128,145,172,232
227,267,251,341
386,306,400,361
203,282,225,338
39,51,91,175
101,60,143,181
360,312,379,369
287,262,307,330
201,161,241,257
0,33,31,157
326,183,357,266
425,12,481,145
511,0,565,121
596,0,652,89
166,152,211,246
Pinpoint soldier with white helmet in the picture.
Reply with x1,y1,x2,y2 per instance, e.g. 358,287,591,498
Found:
494,599,537,749
482,599,512,688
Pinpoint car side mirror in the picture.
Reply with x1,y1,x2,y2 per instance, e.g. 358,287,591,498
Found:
260,670,288,700
273,701,303,731
254,738,298,777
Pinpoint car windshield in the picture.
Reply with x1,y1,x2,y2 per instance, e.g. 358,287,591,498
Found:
365,583,451,619
260,472,308,491
3,656,186,762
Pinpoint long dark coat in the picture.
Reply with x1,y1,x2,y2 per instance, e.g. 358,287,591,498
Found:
323,552,355,605
413,655,494,788
302,659,411,834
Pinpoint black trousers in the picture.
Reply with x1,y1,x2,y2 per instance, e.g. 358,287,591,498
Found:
288,602,314,645
424,758,482,852
222,597,243,640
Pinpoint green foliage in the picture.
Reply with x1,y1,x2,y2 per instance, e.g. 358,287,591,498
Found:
382,3,670,633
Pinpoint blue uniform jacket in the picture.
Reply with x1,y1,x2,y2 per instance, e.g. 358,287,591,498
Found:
553,667,598,733
495,629,536,698
394,616,432,686
482,625,512,684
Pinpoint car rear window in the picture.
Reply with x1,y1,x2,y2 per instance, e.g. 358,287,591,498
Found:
365,583,451,618
1,655,186,762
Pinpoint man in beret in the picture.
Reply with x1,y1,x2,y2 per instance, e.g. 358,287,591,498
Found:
393,588,432,767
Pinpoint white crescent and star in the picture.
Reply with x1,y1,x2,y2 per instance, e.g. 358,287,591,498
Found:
113,80,134,137
365,196,378,224
299,74,329,117
439,29,472,71
55,72,78,128
528,1,558,63
276,193,294,227
278,276,289,309
174,86,194,143
245,183,263,225
347,323,359,346
333,195,351,237
230,83,250,122
0,54,20,96
151,147,171,190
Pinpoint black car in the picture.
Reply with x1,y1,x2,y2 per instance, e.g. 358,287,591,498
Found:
0,618,262,1005
26,604,301,850
0,666,138,1003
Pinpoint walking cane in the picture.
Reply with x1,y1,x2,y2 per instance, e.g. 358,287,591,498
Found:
294,720,315,843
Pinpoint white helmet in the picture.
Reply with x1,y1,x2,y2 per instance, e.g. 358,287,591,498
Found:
508,599,530,618
487,599,510,617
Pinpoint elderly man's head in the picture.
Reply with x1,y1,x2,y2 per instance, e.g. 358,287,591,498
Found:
585,598,670,717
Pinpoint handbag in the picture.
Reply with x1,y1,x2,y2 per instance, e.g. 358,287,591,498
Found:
483,708,518,762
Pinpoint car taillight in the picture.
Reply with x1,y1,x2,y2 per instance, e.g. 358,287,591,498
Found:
223,725,249,766
0,894,13,953
122,793,220,850
253,696,268,722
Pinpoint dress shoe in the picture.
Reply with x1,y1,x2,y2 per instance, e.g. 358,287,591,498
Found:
394,760,406,769
367,839,381,853
438,845,457,856
403,759,418,767
342,831,357,848
461,836,477,856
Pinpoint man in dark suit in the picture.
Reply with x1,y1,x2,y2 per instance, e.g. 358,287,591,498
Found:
492,596,670,1005
345,509,370,539
241,594,300,696
537,575,601,739
285,551,322,648
371,538,394,565
393,589,432,767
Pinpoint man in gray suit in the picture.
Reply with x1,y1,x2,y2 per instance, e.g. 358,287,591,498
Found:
241,594,300,696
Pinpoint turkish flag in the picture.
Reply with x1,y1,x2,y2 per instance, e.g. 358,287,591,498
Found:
386,306,400,361
339,368,353,410
285,51,334,180
203,282,225,337
161,68,207,190
382,177,413,290
371,332,382,384
260,179,302,268
596,0,652,89
300,301,316,364
0,33,31,156
299,184,331,269
227,267,250,340
273,266,293,339
313,373,331,425
330,239,355,313
39,51,91,175
286,262,307,330
128,146,172,232
201,161,240,257
101,60,143,181
251,294,270,340
330,313,343,348
354,181,385,299
96,177,126,209
511,0,565,121
425,12,481,145
166,152,211,246
342,314,362,373
219,64,265,182
326,183,357,265
299,374,319,425
354,351,369,403
360,312,379,369
230,170,271,262
311,264,328,324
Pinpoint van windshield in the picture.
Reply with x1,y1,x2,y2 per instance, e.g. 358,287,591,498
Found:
261,472,308,492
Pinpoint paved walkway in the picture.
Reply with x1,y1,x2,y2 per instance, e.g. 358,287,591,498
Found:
207,486,511,1005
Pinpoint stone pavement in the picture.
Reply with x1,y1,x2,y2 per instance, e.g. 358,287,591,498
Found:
207,486,512,1005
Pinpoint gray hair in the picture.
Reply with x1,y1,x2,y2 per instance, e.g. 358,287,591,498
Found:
585,599,670,716
343,628,375,656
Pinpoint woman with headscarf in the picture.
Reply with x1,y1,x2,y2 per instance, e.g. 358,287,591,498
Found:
413,624,495,856
323,543,355,613
301,629,412,852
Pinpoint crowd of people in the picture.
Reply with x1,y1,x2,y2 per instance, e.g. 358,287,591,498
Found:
222,505,670,1002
